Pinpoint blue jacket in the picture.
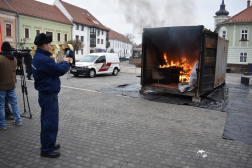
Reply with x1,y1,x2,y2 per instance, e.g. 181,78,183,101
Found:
31,48,70,94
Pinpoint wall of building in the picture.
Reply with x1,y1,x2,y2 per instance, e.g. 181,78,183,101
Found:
0,11,17,49
73,23,89,60
95,29,106,52
73,24,108,60
217,23,252,64
108,39,132,57
17,15,72,53
214,15,230,29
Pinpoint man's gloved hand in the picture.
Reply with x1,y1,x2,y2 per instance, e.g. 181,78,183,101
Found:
64,55,71,63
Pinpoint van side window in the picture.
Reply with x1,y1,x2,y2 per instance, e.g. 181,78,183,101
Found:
95,56,106,63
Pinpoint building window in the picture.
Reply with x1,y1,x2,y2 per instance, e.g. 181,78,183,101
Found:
64,34,68,42
76,35,79,40
81,49,83,55
6,24,11,36
101,39,103,44
57,33,61,42
76,50,78,54
101,31,103,35
90,27,96,47
36,29,40,36
108,42,110,48
90,27,96,35
97,30,100,36
81,25,84,31
76,24,79,30
81,36,84,42
46,31,53,41
240,53,247,62
222,31,226,39
25,28,30,38
97,38,100,44
241,29,248,40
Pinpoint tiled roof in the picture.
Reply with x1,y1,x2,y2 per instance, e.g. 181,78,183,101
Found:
109,29,132,44
60,1,109,31
0,0,72,25
136,44,142,48
222,5,252,23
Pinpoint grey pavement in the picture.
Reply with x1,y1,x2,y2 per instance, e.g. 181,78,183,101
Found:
0,71,251,168
120,60,136,68
225,73,244,84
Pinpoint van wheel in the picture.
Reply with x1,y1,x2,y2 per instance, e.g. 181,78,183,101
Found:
89,69,95,78
112,68,118,76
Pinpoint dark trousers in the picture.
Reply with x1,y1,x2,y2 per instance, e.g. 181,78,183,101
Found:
39,92,59,154
26,65,32,79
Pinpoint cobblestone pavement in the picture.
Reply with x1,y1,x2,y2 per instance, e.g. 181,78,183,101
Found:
0,73,252,168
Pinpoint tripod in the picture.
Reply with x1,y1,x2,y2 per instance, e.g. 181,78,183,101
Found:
15,51,32,118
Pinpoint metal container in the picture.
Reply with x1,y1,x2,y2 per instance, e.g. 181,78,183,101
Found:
140,26,229,101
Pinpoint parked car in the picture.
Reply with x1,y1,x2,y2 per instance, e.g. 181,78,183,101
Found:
70,53,120,77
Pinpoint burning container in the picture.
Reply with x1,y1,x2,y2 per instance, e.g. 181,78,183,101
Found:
140,26,229,102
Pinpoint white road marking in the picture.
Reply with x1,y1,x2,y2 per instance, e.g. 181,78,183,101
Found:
18,77,132,98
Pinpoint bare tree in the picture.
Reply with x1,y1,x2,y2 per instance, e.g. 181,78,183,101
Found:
65,40,84,52
125,33,135,44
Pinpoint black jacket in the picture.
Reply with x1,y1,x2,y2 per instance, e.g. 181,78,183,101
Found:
24,54,32,65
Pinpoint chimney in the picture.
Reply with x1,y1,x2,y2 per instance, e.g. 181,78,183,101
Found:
248,0,251,8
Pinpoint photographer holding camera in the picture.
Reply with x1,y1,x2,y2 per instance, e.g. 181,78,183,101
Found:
0,42,22,130
32,33,70,158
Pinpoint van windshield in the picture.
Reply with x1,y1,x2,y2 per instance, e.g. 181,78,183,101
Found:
79,55,98,62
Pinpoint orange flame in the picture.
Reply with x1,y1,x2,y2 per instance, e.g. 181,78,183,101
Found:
159,52,194,82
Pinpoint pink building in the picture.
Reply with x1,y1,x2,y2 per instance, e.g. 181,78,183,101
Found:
0,11,17,49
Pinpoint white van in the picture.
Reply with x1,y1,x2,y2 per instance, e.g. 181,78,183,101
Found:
70,53,120,77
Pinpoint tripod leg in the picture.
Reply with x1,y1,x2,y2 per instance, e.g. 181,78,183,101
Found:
21,71,26,114
23,79,32,118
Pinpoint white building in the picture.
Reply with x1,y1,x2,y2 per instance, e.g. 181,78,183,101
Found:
214,0,252,72
107,29,132,57
213,0,230,30
54,0,110,60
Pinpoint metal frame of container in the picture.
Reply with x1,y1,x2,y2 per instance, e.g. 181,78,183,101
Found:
140,26,229,101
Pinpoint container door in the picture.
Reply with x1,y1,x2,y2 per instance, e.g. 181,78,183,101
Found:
199,31,218,93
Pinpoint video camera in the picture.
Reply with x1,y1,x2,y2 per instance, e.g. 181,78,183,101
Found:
11,48,32,118
63,47,75,68
12,49,31,75
65,48,74,58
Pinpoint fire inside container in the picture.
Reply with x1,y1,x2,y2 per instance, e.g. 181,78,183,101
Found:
140,26,229,101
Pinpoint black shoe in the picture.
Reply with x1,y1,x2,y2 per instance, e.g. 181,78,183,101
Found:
5,115,14,120
54,144,60,150
28,78,32,80
41,152,60,158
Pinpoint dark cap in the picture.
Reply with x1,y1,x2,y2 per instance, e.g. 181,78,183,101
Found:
34,33,52,45
1,42,12,52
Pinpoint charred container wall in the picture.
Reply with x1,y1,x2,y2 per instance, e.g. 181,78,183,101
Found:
141,26,228,95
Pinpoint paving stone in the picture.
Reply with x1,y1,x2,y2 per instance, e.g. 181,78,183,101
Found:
0,74,250,168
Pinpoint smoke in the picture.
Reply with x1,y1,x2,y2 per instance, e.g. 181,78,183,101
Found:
118,0,197,32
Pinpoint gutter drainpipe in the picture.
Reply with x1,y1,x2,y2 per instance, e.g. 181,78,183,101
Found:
17,12,20,49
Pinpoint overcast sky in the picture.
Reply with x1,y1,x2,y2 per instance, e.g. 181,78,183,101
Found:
36,0,248,44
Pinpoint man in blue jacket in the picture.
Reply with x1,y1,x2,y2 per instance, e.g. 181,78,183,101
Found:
32,33,70,158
